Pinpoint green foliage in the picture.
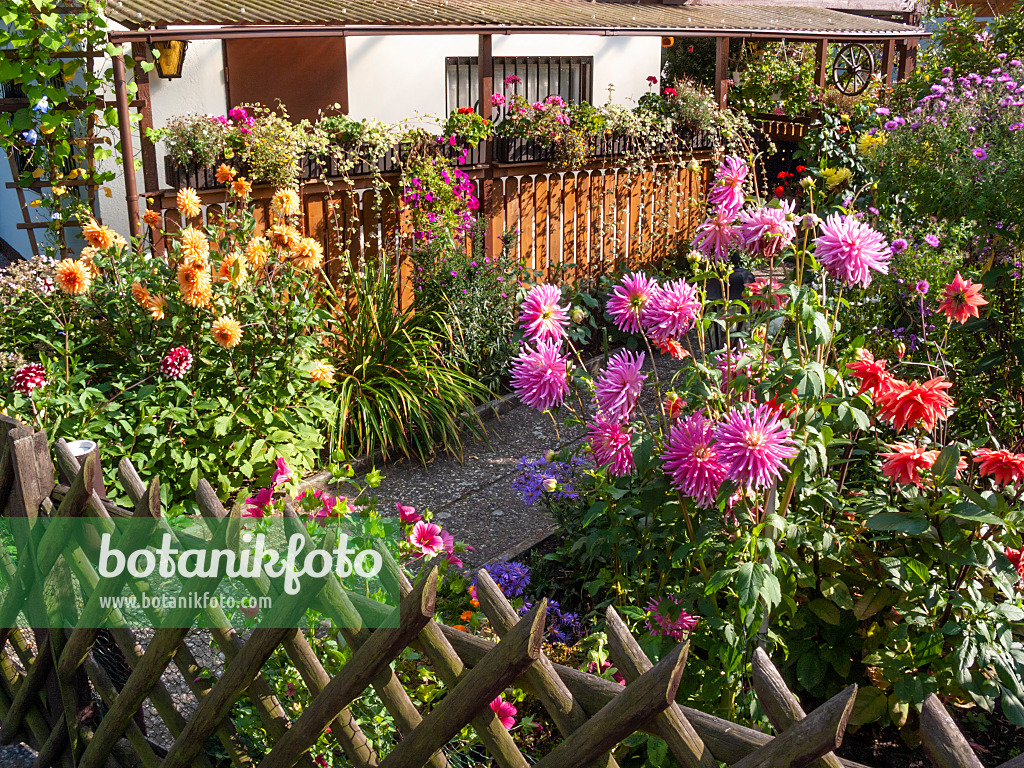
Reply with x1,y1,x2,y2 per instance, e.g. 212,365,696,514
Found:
732,43,822,117
441,108,493,148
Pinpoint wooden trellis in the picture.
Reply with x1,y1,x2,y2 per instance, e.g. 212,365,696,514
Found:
0,415,1000,768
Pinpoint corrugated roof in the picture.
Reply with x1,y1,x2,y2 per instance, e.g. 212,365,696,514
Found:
105,0,925,38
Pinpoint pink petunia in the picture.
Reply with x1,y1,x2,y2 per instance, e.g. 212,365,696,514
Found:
244,487,274,518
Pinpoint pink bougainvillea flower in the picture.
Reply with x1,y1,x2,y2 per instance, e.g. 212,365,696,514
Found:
589,417,635,477
813,213,891,289
606,272,656,334
646,596,699,641
1005,547,1024,584
693,210,737,261
594,350,646,422
510,340,571,412
846,349,895,397
875,377,954,433
271,457,293,487
707,156,749,219
714,404,798,489
396,502,422,524
643,279,701,343
937,271,988,324
880,442,941,486
519,283,569,343
243,487,274,518
737,200,797,259
408,521,444,556
973,448,1024,486
490,696,517,729
662,412,728,508
745,279,789,312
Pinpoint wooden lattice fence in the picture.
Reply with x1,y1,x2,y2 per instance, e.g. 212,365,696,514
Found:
0,416,1008,768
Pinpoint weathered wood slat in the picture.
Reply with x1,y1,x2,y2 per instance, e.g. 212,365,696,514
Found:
920,694,985,768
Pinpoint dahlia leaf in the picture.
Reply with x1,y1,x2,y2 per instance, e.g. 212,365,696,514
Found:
931,446,962,486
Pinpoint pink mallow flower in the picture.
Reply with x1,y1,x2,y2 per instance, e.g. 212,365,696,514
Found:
737,200,796,259
713,404,798,490
519,283,569,343
396,502,422,524
510,340,571,412
606,272,656,334
707,156,749,219
662,412,728,509
594,350,646,422
271,457,293,487
409,521,444,556
643,279,701,344
243,487,274,518
490,696,517,729
440,530,463,568
589,417,635,477
813,213,891,289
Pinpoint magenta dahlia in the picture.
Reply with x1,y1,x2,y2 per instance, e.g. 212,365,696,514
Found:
510,340,571,411
737,199,797,259
707,156,749,219
519,283,569,344
11,363,47,395
693,211,737,261
713,404,798,489
606,272,656,334
662,412,728,508
643,279,701,344
646,596,699,641
160,346,193,380
589,417,634,476
813,213,891,289
594,350,646,422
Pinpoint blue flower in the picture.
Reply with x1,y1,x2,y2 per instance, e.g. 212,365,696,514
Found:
22,129,38,146
33,96,49,113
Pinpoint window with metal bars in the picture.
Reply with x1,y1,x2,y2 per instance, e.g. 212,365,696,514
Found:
445,56,594,114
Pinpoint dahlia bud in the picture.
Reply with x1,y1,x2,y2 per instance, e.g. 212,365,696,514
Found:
799,176,815,190
11,363,47,395
571,307,585,324
894,342,906,359
160,346,193,380
542,477,558,493
853,347,871,361
801,213,821,229
685,160,701,173
686,250,701,265
664,392,684,419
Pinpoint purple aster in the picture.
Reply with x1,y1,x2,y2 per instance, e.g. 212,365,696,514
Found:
924,234,941,248
510,340,571,411
971,147,988,160
519,283,569,344
1011,123,1024,130
643,279,701,343
662,412,728,508
875,107,890,116
594,350,646,422
693,210,737,261
737,199,797,259
707,156,749,219
892,238,908,252
713,404,798,490
813,213,891,289
606,272,656,334
588,417,634,477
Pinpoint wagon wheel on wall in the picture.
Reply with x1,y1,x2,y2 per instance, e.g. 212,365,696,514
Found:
832,43,875,96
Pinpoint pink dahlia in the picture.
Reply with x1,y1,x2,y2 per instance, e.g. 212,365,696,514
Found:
606,272,656,334
693,210,737,261
707,156,749,219
737,200,797,259
813,213,891,289
519,283,568,344
594,350,646,422
11,363,47,395
510,340,571,411
160,346,193,380
489,696,517,729
643,279,701,344
646,596,699,641
713,404,798,489
409,521,444,556
589,417,634,476
662,412,728,508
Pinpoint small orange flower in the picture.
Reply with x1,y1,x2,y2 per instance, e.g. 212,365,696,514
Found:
130,281,151,306
309,361,336,383
82,218,115,250
460,610,474,622
244,237,271,269
177,261,212,307
470,599,480,608
290,237,324,271
147,294,168,320
55,259,91,295
142,208,162,229
268,224,301,251
271,188,301,218
176,188,203,219
178,226,210,263
215,163,237,184
230,178,252,198
211,316,243,348
452,625,468,632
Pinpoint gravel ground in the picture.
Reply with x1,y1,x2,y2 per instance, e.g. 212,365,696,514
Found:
0,743,35,768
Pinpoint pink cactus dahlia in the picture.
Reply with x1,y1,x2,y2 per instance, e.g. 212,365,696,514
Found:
594,350,646,422
662,412,728,508
589,417,634,476
643,279,701,344
813,213,891,289
510,340,571,412
606,272,656,334
713,404,798,489
693,210,737,262
519,283,568,343
707,156,749,219
737,200,797,259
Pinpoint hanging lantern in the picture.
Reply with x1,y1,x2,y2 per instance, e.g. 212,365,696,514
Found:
662,36,675,48
151,40,188,79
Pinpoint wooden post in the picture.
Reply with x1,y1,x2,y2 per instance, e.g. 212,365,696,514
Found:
479,33,502,260
130,43,160,197
112,53,141,241
714,37,730,109
897,39,919,82
919,694,985,768
815,39,830,90
881,40,896,86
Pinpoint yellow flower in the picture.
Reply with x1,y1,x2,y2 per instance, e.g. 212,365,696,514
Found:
244,236,272,269
856,132,886,158
176,261,212,307
271,189,301,218
211,316,243,348
267,224,301,251
178,226,210,263
52,185,67,197
82,218,116,250
147,294,168,321
131,281,151,306
78,247,101,279
290,237,323,271
176,188,203,219
217,252,247,285
824,167,853,190
55,259,91,295
309,361,336,383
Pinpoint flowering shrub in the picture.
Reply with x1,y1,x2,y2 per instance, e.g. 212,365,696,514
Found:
441,107,493,148
401,153,479,243
511,156,1024,727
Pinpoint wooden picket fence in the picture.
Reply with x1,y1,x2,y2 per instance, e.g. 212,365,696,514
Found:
0,416,1006,768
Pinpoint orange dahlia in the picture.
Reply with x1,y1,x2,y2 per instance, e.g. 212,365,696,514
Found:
271,189,301,218
267,224,301,251
217,252,247,285
177,261,212,307
211,316,243,348
55,259,91,295
82,219,116,250
130,281,151,306
973,448,1024,486
147,294,168,321
876,377,954,434
178,226,210,263
142,208,162,229
291,237,324,271
230,178,252,198
176,188,203,219
880,442,963,486
244,237,271,269
938,271,988,324
78,247,101,279
846,350,895,397
309,361,336,383
215,163,236,184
